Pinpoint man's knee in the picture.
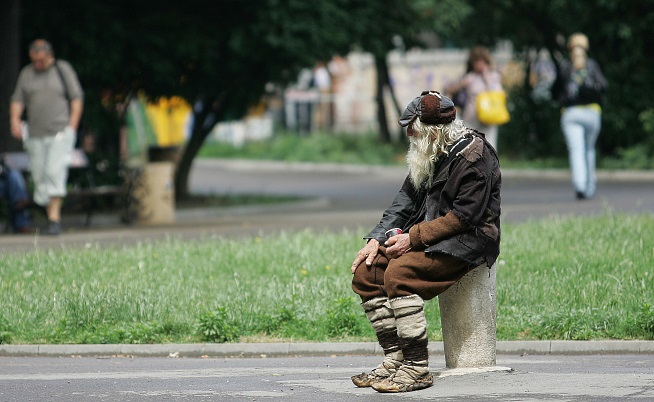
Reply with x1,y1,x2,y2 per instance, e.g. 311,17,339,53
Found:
351,263,366,292
383,263,414,299
352,262,386,302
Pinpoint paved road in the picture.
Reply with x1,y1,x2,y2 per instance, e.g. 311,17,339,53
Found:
1,354,653,401
190,159,654,222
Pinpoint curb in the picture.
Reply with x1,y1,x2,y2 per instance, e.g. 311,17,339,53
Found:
2,340,653,358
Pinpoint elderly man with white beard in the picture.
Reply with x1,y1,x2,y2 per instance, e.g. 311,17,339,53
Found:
350,91,501,393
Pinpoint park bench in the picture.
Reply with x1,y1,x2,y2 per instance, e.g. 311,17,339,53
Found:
2,150,125,227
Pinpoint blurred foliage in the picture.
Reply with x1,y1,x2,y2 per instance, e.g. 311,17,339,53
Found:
456,0,654,161
498,86,567,160
16,0,654,177
21,0,355,108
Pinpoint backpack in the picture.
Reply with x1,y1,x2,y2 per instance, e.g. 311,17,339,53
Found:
554,58,607,107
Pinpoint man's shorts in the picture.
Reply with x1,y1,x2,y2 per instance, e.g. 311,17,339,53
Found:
24,127,76,206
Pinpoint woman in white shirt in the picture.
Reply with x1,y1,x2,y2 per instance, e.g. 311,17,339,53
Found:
446,47,504,150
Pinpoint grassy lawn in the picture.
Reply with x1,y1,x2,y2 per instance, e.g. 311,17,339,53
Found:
1,213,653,345
197,131,654,170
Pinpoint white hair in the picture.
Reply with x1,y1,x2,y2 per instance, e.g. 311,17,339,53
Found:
406,119,467,188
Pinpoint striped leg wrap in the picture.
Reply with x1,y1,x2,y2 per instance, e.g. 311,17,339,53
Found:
352,297,403,387
389,294,430,375
363,297,401,355
371,295,432,393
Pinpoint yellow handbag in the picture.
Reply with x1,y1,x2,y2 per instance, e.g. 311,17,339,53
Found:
476,90,510,125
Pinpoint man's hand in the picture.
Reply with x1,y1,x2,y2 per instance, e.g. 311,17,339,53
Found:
385,233,412,259
10,102,25,140
9,120,23,140
351,239,380,274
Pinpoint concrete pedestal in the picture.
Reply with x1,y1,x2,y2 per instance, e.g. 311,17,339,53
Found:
438,263,497,368
131,162,176,225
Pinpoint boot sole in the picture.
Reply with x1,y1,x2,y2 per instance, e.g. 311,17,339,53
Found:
372,373,433,393
351,372,389,388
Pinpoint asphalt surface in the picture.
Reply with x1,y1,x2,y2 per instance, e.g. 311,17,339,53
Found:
2,159,654,401
1,354,653,401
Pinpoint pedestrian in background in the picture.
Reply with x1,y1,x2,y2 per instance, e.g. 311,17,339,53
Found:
0,159,33,233
312,61,333,131
446,46,504,151
554,33,607,200
9,39,84,235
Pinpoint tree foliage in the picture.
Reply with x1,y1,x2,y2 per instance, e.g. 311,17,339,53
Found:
455,0,654,157
18,0,474,196
20,0,356,196
344,0,472,143
13,0,654,200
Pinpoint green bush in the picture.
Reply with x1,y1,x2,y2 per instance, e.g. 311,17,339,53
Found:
256,306,296,334
635,303,654,340
197,307,240,343
530,309,614,340
600,144,654,170
51,318,190,344
0,315,12,344
322,297,368,338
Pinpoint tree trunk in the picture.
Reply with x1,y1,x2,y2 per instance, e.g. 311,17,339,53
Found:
383,64,402,117
378,54,407,145
174,97,218,200
375,53,407,144
374,55,392,144
0,0,22,153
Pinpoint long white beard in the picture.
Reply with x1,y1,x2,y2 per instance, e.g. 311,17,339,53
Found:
406,119,467,188
407,136,435,188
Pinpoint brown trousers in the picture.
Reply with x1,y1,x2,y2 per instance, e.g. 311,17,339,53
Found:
352,247,470,303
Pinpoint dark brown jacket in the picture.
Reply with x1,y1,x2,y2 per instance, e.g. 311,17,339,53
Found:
366,130,501,268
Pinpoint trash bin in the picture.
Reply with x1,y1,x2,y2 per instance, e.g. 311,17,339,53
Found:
131,162,175,224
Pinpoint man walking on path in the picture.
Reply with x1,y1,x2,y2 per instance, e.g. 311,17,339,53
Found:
9,39,84,235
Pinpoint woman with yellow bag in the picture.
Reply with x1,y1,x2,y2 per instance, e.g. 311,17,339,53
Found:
446,46,508,151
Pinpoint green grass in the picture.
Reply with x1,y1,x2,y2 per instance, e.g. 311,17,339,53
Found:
1,214,653,344
199,131,406,165
199,130,654,170
497,214,654,340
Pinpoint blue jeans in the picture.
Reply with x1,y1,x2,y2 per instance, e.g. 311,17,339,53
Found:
561,106,601,198
0,167,31,231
